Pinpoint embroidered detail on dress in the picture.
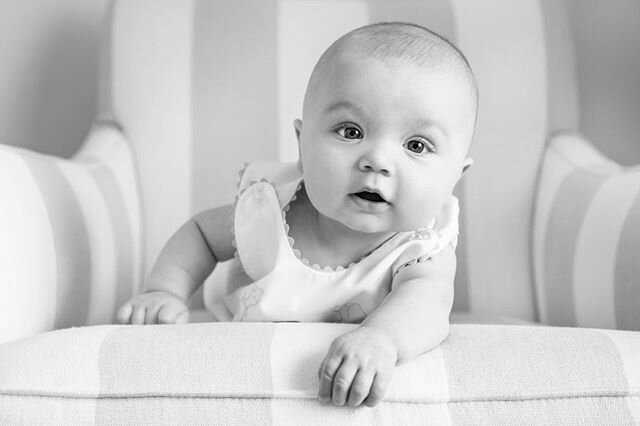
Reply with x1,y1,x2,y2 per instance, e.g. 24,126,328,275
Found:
330,303,367,323
236,283,264,321
252,183,269,206
409,226,438,241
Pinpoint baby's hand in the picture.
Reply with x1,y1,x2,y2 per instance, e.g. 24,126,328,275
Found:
317,326,397,407
117,291,189,325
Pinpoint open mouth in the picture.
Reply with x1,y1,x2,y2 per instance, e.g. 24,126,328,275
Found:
354,191,387,203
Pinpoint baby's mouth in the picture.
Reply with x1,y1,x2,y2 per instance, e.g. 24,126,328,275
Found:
353,191,388,203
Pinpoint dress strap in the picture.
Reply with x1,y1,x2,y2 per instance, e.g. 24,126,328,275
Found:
237,161,302,208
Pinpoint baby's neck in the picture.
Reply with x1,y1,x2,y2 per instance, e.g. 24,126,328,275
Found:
287,187,395,268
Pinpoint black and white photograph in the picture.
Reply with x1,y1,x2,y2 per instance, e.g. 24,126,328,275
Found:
1,0,640,424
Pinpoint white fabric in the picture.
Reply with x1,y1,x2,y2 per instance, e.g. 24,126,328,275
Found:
205,161,459,323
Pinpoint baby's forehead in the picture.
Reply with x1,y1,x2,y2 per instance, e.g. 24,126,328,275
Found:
309,38,476,102
325,27,468,73
323,48,455,81
314,50,476,111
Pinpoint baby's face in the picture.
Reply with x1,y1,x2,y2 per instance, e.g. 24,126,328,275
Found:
295,53,475,233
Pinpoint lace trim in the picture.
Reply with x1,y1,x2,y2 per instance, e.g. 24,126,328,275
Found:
236,162,249,190
282,183,410,273
391,231,459,278
229,164,249,263
281,182,359,272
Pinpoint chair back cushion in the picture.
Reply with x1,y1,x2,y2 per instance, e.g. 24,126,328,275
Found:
101,0,578,321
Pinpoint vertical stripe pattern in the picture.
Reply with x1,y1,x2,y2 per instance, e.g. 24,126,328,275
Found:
614,190,640,330
192,0,280,212
534,132,640,330
87,165,135,324
539,0,580,132
109,0,195,278
0,149,57,343
55,162,112,327
73,124,144,317
573,173,640,328
98,0,588,327
19,155,92,330
543,170,606,326
451,0,547,321
0,124,141,343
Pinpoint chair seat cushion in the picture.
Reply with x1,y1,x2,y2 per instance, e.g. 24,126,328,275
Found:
1,322,639,424
449,311,540,326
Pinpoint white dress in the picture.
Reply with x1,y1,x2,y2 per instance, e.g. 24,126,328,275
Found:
204,161,459,323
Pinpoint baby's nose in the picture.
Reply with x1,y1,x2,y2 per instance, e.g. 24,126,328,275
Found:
358,148,394,176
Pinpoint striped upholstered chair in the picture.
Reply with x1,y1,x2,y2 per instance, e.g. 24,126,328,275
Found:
2,0,640,423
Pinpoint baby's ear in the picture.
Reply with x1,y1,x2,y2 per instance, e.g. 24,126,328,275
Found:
293,119,302,141
461,157,473,175
293,119,303,172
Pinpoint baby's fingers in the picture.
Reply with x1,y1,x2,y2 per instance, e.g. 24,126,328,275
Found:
116,303,133,324
347,369,375,407
331,362,358,406
363,371,392,407
157,302,189,324
318,355,343,404
130,304,147,325
145,303,163,324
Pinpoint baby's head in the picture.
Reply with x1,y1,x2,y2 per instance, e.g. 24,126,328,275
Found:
294,22,477,233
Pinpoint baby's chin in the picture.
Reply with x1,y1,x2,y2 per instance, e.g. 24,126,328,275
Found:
341,216,433,235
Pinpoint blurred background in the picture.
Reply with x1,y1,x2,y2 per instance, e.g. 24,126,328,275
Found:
1,0,640,165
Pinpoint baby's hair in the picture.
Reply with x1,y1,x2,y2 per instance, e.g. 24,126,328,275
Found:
304,22,478,126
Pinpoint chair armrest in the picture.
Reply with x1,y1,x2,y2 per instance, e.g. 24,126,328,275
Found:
1,322,638,424
0,123,142,344
533,132,640,329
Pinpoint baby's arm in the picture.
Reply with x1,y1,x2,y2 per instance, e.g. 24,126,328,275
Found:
317,244,456,407
363,243,455,361
117,204,236,325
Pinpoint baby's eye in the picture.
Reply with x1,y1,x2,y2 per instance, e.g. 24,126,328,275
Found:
336,125,363,140
404,139,434,155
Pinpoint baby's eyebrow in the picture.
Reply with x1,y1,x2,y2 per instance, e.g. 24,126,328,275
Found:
324,100,366,115
412,118,448,139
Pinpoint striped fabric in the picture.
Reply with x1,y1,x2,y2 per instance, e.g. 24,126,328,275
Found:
1,322,640,424
101,0,581,322
1,0,577,336
533,132,640,330
0,124,142,344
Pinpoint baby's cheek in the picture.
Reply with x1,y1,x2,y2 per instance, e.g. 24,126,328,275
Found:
397,193,442,230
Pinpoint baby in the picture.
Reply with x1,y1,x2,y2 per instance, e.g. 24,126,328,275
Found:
118,22,477,408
